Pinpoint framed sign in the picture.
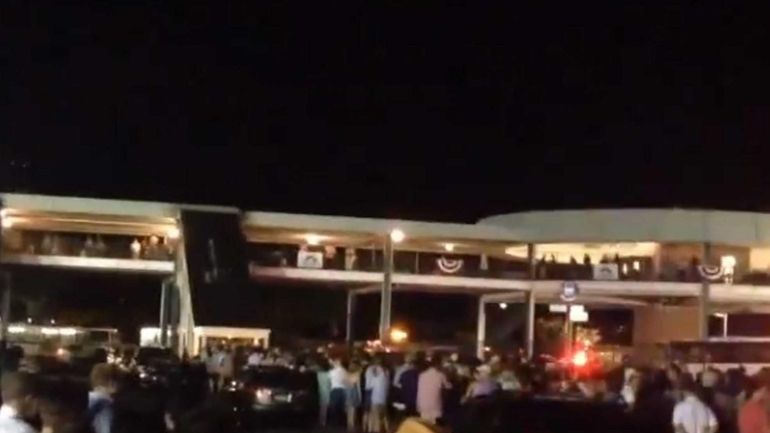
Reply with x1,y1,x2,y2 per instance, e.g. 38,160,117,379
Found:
298,251,323,269
561,281,579,302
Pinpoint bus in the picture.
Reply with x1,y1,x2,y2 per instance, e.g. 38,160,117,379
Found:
4,323,119,357
668,338,770,375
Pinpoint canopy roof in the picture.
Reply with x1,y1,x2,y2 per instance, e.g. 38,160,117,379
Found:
479,209,770,247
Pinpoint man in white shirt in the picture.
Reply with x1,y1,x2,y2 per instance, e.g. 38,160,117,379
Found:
328,359,348,427
417,358,452,424
0,372,39,433
247,347,264,367
673,376,718,433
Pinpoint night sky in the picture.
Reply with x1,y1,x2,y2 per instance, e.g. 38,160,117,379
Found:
4,3,770,343
3,3,770,221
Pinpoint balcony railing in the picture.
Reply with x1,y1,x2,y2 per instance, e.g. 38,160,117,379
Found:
247,242,765,285
1,229,176,262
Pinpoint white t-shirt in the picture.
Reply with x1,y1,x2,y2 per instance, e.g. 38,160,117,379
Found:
0,405,37,433
672,394,718,433
329,365,348,389
247,352,263,366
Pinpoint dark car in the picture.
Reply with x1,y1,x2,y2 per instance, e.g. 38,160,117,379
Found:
135,347,180,388
223,366,317,428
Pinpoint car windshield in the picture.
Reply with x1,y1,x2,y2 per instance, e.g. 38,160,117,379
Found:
136,347,178,365
238,367,312,390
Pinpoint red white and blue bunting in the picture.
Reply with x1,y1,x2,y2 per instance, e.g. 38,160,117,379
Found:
437,256,463,273
698,265,724,281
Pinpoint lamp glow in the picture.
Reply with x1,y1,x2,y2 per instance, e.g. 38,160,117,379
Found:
389,328,408,343
305,233,322,246
444,243,455,252
390,229,405,243
499,302,508,310
167,227,181,239
1,218,13,229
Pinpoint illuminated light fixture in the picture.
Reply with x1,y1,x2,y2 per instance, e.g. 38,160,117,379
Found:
389,229,405,243
305,233,322,246
50,319,56,325
389,327,408,343
26,317,32,324
41,327,59,336
130,239,142,256
59,328,78,336
721,255,737,269
8,326,26,334
1,217,13,229
166,226,181,239
572,350,588,367
499,302,508,310
443,243,455,252
0,209,6,218
632,260,641,271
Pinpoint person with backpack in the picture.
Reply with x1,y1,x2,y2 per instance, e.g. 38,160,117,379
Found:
88,363,120,433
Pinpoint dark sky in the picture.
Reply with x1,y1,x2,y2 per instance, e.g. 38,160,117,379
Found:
3,2,770,222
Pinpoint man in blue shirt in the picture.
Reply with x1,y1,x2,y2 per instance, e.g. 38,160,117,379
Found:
88,363,119,433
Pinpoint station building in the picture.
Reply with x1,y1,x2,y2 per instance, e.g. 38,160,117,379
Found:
3,193,770,357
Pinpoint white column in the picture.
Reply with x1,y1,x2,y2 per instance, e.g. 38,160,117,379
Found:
476,297,486,359
379,236,394,342
526,243,536,359
525,291,536,359
346,291,355,346
699,242,712,340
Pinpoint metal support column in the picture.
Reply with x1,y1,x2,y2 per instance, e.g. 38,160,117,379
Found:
699,242,712,340
476,296,486,359
346,290,355,348
378,236,394,342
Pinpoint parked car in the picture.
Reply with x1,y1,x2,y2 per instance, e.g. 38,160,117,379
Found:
223,365,317,428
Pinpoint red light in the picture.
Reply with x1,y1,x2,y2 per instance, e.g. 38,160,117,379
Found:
572,350,588,367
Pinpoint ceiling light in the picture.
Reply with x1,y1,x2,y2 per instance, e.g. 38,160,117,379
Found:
1,218,12,229
166,226,181,239
305,233,322,246
499,302,508,310
444,243,455,252
390,229,405,243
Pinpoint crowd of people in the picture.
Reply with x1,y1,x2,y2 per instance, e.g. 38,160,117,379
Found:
0,353,231,433
305,350,526,432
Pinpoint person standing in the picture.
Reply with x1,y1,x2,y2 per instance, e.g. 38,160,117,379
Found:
315,359,332,428
88,364,119,433
367,362,389,433
394,354,419,416
246,347,263,367
0,372,39,433
204,346,220,392
738,377,770,433
328,358,348,427
417,357,452,424
673,375,718,433
217,346,234,390
345,361,362,432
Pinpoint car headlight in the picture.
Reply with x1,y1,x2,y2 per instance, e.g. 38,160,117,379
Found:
255,388,273,405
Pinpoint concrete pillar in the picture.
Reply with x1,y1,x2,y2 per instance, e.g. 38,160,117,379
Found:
346,290,355,347
525,291,536,359
699,242,712,340
476,297,486,359
159,279,170,347
379,236,394,342
524,243,537,358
